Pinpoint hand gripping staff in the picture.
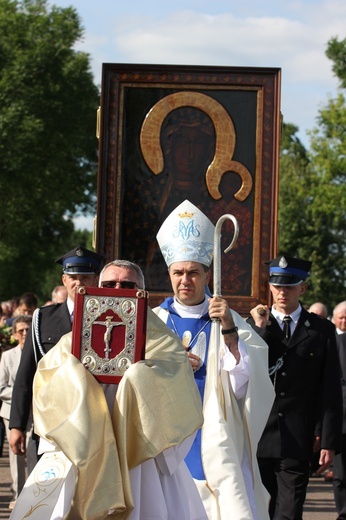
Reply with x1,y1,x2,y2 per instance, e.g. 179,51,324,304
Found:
200,213,240,512
210,213,239,378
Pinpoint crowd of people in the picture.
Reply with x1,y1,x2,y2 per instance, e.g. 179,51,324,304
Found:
0,286,68,509
0,201,345,520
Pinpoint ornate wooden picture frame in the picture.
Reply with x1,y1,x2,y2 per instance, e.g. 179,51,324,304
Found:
72,286,148,383
95,64,281,315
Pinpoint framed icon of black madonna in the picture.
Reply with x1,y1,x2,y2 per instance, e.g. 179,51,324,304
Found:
95,63,281,315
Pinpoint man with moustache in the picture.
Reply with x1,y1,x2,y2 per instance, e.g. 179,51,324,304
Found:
11,259,206,520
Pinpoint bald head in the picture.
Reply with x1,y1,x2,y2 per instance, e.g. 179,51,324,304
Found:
308,302,328,319
333,301,346,333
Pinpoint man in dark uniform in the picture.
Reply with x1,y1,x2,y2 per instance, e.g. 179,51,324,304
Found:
9,246,103,458
247,256,342,520
333,300,346,519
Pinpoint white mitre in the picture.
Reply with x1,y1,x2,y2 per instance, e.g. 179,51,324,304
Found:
156,200,214,268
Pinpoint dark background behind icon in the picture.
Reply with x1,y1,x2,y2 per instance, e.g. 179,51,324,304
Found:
96,64,281,314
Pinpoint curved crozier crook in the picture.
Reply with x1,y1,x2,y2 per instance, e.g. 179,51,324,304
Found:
140,91,253,202
213,213,239,297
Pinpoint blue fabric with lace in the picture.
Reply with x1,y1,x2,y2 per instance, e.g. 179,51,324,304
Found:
160,297,212,480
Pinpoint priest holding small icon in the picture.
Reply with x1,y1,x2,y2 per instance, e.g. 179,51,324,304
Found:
10,260,207,520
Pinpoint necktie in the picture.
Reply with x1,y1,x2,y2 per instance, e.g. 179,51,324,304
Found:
283,315,292,340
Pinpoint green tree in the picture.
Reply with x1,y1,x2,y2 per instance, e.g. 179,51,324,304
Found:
0,0,99,301
326,36,346,88
278,37,346,308
278,122,310,255
306,95,346,306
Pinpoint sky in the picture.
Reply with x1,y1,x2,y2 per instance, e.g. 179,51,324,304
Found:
48,0,346,229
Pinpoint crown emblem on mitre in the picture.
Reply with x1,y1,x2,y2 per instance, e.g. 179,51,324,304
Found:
178,210,194,218
156,200,214,268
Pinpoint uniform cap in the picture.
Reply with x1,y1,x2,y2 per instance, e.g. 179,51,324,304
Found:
266,256,312,286
56,246,103,275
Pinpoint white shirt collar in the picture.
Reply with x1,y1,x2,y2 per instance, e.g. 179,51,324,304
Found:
172,295,209,318
272,304,302,324
66,297,74,316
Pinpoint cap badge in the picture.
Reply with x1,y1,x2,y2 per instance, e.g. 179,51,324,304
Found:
76,247,84,257
279,256,288,269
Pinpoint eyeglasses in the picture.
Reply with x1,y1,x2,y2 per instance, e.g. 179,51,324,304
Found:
15,328,30,335
101,281,137,289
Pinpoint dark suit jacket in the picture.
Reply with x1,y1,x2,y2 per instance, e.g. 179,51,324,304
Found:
336,332,346,433
247,307,342,460
9,301,71,430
